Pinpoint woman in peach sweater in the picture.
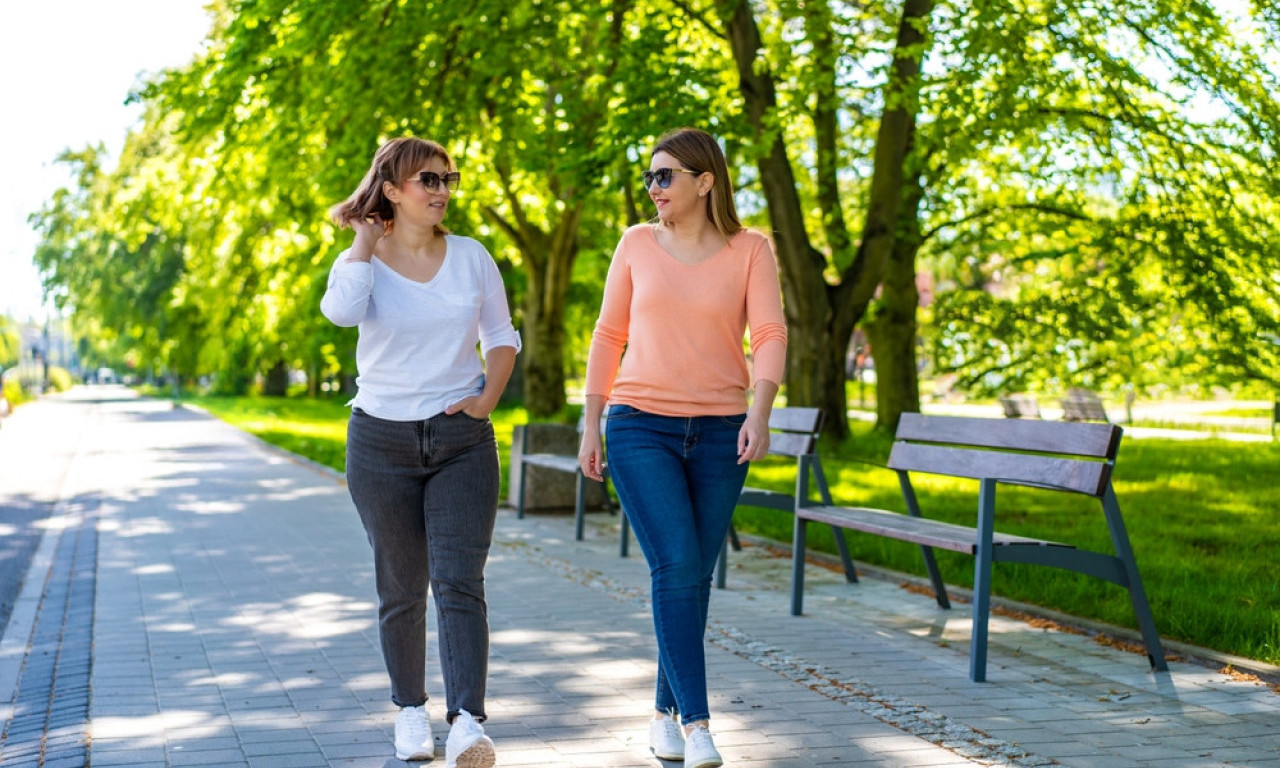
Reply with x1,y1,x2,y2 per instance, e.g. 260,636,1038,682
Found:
579,128,787,768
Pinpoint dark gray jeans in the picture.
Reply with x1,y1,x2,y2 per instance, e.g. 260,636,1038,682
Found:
345,408,499,721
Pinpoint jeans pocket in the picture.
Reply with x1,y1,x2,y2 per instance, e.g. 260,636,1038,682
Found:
607,404,645,421
719,413,747,427
453,410,490,424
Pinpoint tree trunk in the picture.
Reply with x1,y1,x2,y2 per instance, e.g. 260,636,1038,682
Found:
263,359,289,397
488,200,583,419
721,0,934,441
864,237,922,431
721,0,850,439
521,299,569,416
864,136,927,431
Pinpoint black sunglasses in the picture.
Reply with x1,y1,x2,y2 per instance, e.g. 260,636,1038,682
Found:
642,167,698,189
416,171,461,191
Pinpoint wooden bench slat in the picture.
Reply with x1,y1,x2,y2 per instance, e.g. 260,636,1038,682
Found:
521,453,583,473
764,406,823,433
738,488,794,512
1061,388,1111,422
999,394,1041,419
769,431,817,456
887,443,1112,497
895,413,1120,458
797,504,1068,554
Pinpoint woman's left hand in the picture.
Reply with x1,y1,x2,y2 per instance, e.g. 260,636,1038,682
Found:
737,410,771,464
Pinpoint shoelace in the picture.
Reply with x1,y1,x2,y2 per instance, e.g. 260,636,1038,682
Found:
686,727,714,749
656,719,682,740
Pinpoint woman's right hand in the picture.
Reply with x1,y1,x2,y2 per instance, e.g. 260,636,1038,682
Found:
578,429,606,482
347,214,386,262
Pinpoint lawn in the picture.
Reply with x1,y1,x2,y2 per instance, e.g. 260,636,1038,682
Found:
186,394,1280,666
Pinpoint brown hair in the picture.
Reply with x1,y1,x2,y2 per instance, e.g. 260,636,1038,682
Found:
651,127,743,239
329,137,455,235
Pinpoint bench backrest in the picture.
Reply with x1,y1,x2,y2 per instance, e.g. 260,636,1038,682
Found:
764,407,824,457
1060,388,1109,422
998,394,1040,419
888,414,1122,497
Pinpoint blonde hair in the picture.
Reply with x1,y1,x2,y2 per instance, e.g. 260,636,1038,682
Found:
329,137,455,236
651,127,743,239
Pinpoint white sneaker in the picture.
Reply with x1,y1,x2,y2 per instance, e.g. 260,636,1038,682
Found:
394,705,435,762
444,709,495,768
684,725,723,768
649,715,685,760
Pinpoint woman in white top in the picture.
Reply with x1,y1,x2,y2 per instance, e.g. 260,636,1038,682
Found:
321,136,519,768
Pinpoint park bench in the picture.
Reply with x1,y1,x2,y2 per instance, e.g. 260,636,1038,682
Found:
514,414,617,541
619,406,858,589
1060,387,1110,422
790,413,1167,682
998,393,1041,419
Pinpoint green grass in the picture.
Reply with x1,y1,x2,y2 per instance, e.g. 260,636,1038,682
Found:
1128,418,1274,435
184,394,1280,666
1211,408,1273,419
182,394,537,501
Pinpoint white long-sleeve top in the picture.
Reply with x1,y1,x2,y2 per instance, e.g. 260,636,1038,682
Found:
320,234,521,421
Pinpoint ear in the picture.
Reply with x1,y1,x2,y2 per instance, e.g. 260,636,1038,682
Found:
698,173,714,198
382,179,400,205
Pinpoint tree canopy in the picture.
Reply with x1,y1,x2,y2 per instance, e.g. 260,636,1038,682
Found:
29,0,1280,430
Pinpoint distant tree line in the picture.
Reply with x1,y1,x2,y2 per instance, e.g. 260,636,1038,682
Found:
31,0,1280,436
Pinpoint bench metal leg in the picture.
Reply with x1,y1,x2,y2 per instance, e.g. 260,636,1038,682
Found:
899,474,950,609
573,472,587,541
516,461,529,519
1103,486,1168,672
791,516,808,616
828,526,858,584
811,458,857,583
601,474,617,516
619,511,630,557
713,523,740,589
969,479,998,682
716,535,729,590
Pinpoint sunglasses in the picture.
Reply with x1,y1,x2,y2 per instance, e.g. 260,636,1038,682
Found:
415,171,461,191
642,167,698,189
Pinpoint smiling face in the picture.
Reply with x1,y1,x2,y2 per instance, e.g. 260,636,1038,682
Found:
647,150,709,226
385,155,453,231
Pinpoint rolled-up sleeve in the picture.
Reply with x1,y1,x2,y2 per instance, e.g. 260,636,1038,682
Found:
320,252,373,327
584,246,631,399
746,242,788,387
477,254,521,356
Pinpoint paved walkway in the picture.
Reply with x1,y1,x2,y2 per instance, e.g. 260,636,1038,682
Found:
1,389,1279,767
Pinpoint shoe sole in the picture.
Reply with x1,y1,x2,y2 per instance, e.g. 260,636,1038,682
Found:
651,747,684,760
448,739,495,768
687,758,722,768
395,747,435,761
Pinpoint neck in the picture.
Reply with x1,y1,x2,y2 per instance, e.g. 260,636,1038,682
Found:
387,220,441,255
659,215,715,242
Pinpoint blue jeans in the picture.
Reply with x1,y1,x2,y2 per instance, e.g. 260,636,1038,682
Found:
605,405,749,724
345,408,499,721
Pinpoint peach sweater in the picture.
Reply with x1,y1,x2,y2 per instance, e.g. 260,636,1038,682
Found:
585,224,788,417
